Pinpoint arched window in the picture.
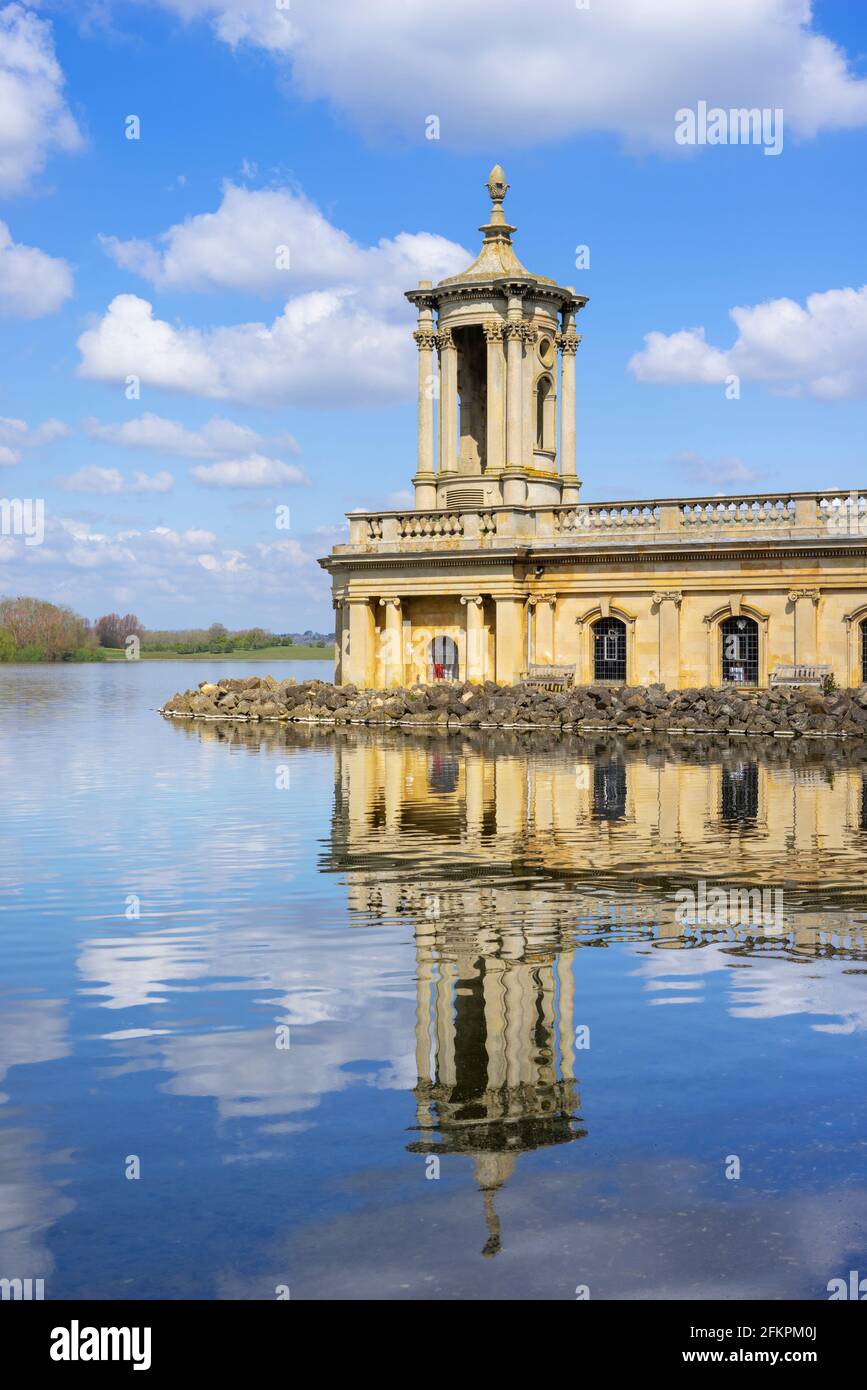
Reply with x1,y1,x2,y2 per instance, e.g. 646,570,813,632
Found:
593,761,627,820
535,376,551,449
721,762,758,823
534,374,556,453
721,615,758,685
861,620,867,683
593,617,627,681
428,634,459,681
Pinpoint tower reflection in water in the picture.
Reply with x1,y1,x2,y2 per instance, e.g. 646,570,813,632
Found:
409,916,584,1257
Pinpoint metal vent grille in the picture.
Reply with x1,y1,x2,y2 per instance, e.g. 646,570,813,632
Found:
445,488,485,509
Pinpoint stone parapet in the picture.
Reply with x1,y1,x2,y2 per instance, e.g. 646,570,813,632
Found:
341,489,867,553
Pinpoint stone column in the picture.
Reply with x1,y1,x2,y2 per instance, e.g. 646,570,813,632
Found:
530,596,556,665
558,312,581,506
652,590,682,689
484,321,506,475
340,603,352,685
494,595,526,684
379,597,403,687
344,596,375,688
437,327,458,476
413,299,437,509
788,589,820,664
465,754,486,839
333,599,344,684
414,949,434,1086
461,595,486,682
504,296,524,471
556,949,576,1083
383,745,402,829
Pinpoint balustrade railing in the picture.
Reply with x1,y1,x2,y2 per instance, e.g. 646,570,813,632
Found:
343,490,867,549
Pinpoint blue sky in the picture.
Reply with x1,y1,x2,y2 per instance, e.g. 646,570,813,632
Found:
1,0,867,630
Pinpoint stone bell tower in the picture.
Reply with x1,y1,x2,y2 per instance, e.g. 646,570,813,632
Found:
406,165,588,512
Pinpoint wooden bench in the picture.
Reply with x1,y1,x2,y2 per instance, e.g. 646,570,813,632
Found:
769,663,832,688
521,663,576,692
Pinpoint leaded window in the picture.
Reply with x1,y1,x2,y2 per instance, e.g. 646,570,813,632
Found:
593,617,627,682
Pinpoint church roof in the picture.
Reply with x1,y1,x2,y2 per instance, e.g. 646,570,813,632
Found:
405,165,584,312
437,164,557,288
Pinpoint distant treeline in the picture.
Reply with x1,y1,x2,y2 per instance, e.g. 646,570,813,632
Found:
0,599,333,662
0,597,106,662
143,624,297,654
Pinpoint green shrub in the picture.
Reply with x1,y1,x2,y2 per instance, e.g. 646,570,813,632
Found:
66,646,107,662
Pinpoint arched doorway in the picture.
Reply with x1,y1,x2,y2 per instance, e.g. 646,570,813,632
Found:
593,617,627,681
721,615,758,685
429,634,459,681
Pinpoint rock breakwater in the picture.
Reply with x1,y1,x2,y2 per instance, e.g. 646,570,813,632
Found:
160,677,867,738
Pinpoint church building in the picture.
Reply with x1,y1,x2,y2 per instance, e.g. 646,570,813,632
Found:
320,167,867,690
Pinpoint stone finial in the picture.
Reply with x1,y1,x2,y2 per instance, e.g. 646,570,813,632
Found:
482,163,514,239
486,164,508,205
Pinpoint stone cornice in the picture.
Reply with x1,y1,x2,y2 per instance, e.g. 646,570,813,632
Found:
406,280,588,311
319,541,867,574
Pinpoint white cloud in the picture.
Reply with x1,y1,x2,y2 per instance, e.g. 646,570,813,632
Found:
147,0,867,150
1,513,332,627
150,0,293,53
86,184,469,406
77,294,216,396
0,221,73,316
628,328,730,386
196,549,247,572
131,469,175,492
100,182,468,298
629,285,867,399
675,451,763,487
0,3,84,194
59,465,125,494
59,464,174,494
77,290,426,406
0,414,69,465
83,411,299,459
191,454,306,488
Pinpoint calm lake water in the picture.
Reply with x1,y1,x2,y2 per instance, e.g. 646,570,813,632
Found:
2,659,867,1301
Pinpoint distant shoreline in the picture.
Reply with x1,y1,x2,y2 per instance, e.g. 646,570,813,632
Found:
101,645,335,662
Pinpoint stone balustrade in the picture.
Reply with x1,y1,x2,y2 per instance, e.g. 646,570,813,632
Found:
342,490,867,551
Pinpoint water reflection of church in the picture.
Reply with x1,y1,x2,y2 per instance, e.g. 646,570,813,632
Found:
408,915,583,1257
317,729,867,1253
